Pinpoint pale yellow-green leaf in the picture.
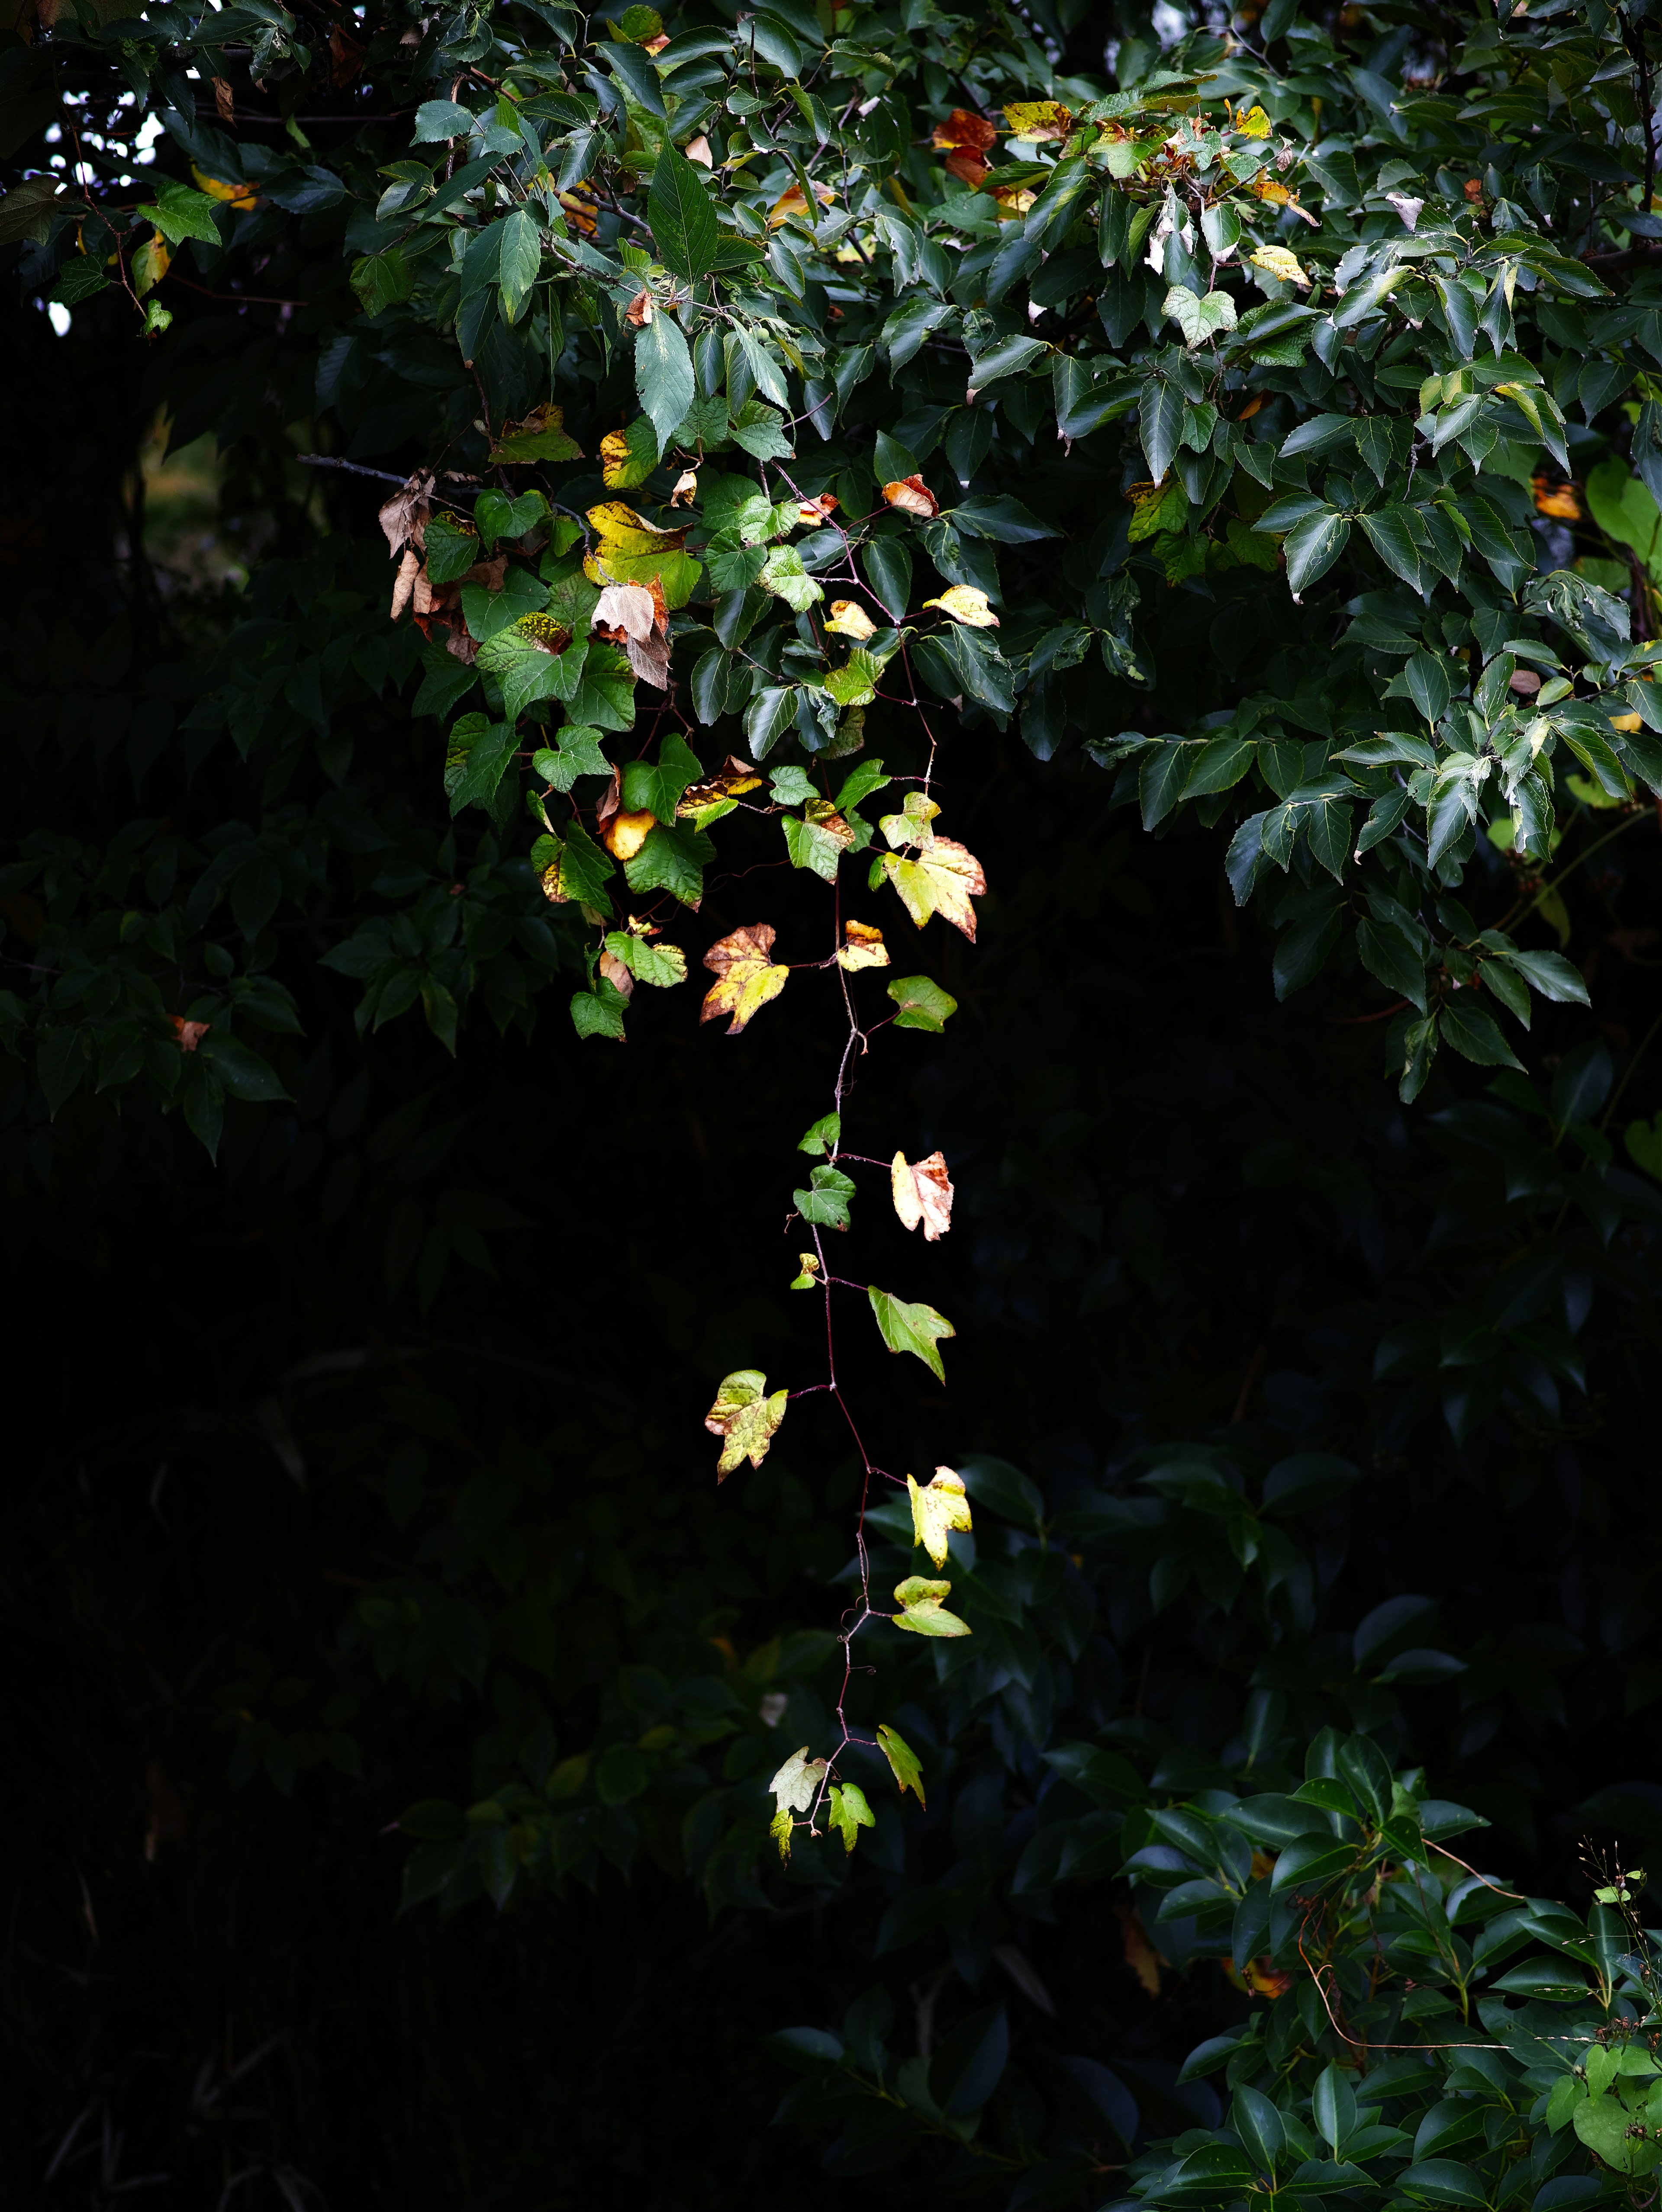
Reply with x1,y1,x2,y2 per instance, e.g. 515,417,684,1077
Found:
891,1573,972,1637
907,1467,973,1567
699,922,790,1034
828,1782,875,1852
880,837,986,941
704,1367,788,1477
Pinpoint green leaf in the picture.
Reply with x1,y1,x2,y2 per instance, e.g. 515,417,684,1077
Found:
447,719,519,815
1282,510,1351,594
868,1286,955,1382
350,248,414,315
647,142,720,281
798,1112,841,1154
137,177,223,247
794,1163,855,1229
570,979,629,1040
1440,1000,1524,1070
621,733,702,822
425,513,482,585
1139,379,1184,485
887,975,958,1032
536,820,615,916
602,930,686,987
890,1574,972,1637
827,1782,875,1853
635,309,695,454
1164,284,1238,347
531,725,610,791
496,208,541,324
876,1723,925,1805
705,1368,789,1477
622,822,715,907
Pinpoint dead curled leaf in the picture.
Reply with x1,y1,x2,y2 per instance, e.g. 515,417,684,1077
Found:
700,923,790,1035
377,470,433,557
624,288,654,327
891,1149,953,1240
592,580,657,642
171,1016,209,1051
599,948,635,997
882,474,939,519
836,919,889,971
670,469,699,506
591,576,670,687
390,546,422,621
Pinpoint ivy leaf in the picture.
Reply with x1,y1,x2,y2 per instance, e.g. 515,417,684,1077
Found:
827,1782,875,1853
876,1723,925,1806
622,732,703,822
868,1286,955,1382
570,978,629,1040
531,725,610,792
891,1149,953,1239
907,1468,973,1567
879,838,986,941
635,309,696,457
700,923,791,1034
704,1368,789,1478
798,1111,841,1154
783,801,855,881
837,920,889,970
795,1163,856,1230
535,822,615,916
623,822,714,909
891,1574,972,1637
602,930,686,988
887,975,958,1032
137,176,223,246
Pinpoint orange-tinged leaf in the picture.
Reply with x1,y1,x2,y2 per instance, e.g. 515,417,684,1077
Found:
891,1149,953,1239
172,1016,209,1051
684,133,712,166
930,108,997,152
880,836,986,941
700,922,790,1034
836,919,889,970
624,287,654,327
987,183,1037,217
1533,476,1581,520
191,164,258,209
882,474,939,519
797,492,839,524
945,148,990,187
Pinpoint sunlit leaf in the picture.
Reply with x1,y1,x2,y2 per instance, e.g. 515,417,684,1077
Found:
868,1286,955,1382
704,1368,789,1478
891,1574,971,1637
907,1468,972,1567
891,1150,953,1239
876,1723,925,1806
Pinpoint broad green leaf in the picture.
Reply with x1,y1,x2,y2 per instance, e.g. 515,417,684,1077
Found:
887,975,957,1032
602,929,686,987
868,1286,955,1382
622,733,702,822
704,1368,789,1478
622,822,714,908
496,208,541,324
635,312,695,456
794,1163,855,1229
137,177,222,246
648,142,720,281
1164,284,1237,347
531,725,610,791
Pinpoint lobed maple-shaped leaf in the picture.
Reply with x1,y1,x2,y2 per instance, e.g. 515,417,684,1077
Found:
879,837,986,942
892,1575,971,1637
769,1743,828,1813
837,920,889,971
794,1163,855,1231
891,1149,953,1240
877,1723,925,1806
769,1802,795,1863
699,923,790,1034
887,975,958,1032
868,1286,955,1382
704,1368,788,1479
797,1110,841,1155
907,1468,973,1567
827,1782,875,1854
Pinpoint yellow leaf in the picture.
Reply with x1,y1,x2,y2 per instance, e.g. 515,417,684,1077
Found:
767,180,832,226
891,1149,953,1239
1002,100,1072,141
907,1467,972,1567
1250,242,1310,288
1235,103,1272,136
881,838,986,941
836,919,889,971
879,791,941,850
1610,711,1643,732
1250,177,1319,226
600,419,658,489
699,921,791,1033
825,599,877,640
705,1368,789,1479
192,164,259,209
132,230,171,296
603,807,656,860
587,500,686,564
789,1251,821,1289
921,584,998,628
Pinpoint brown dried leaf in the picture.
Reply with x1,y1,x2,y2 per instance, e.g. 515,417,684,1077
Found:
212,75,235,125
390,546,421,621
624,288,654,328
377,470,433,557
599,948,635,997
891,1149,953,1240
592,580,657,642
677,756,764,814
684,134,713,167
882,475,939,520
945,148,990,187
931,108,997,152
700,923,790,1035
172,1016,210,1052
670,468,699,506
1117,1903,1163,1997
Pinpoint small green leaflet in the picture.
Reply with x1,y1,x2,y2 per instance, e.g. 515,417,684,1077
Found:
647,142,720,281
868,1286,955,1381
891,1574,972,1638
827,1783,875,1853
876,1723,925,1806
794,1163,855,1229
798,1112,841,1154
887,976,957,1033
635,308,695,452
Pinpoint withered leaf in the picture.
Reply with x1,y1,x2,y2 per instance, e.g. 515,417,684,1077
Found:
705,1367,789,1478
891,1148,953,1239
836,920,889,971
377,470,434,556
700,923,790,1035
882,474,939,520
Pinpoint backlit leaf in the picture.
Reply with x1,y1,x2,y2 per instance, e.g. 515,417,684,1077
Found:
827,1782,875,1852
868,1286,955,1382
704,1368,789,1478
907,1468,973,1566
877,1723,925,1806
879,838,986,941
891,1150,953,1239
699,922,790,1033
891,1574,972,1637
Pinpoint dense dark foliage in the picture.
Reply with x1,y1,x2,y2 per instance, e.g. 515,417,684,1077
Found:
8,0,1662,2202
